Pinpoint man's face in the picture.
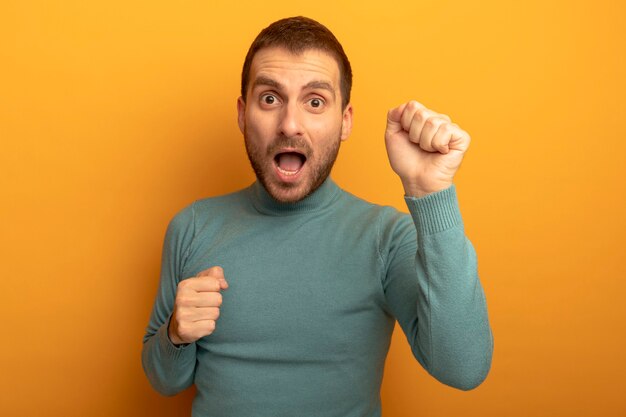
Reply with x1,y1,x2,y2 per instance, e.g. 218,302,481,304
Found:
237,47,353,203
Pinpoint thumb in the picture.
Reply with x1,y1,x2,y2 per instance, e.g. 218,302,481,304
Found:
196,266,229,289
386,103,407,135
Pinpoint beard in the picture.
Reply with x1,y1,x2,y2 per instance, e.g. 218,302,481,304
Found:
244,127,341,203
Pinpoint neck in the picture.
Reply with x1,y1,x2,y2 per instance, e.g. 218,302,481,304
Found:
249,177,340,216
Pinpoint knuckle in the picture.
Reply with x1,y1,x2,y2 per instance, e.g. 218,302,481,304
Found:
178,309,193,321
175,309,186,321
176,294,190,306
206,292,222,306
206,320,216,334
178,322,191,336
423,118,437,129
192,327,204,339
175,294,184,305
439,122,451,133
407,100,424,112
415,109,432,123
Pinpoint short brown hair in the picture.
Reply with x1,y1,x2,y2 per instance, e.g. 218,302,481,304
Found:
241,16,352,109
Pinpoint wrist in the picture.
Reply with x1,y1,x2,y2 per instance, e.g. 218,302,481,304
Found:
167,314,187,346
401,179,451,198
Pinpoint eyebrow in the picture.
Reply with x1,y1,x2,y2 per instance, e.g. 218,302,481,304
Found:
253,76,282,89
304,81,336,100
252,76,336,100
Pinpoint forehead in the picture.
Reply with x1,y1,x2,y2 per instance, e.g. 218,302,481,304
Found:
249,47,340,88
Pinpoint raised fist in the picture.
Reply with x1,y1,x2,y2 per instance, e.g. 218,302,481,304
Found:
385,100,471,197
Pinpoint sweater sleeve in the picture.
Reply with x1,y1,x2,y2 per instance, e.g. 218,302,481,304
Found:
141,203,198,396
380,185,493,390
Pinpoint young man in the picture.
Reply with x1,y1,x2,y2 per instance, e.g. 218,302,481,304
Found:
142,16,493,417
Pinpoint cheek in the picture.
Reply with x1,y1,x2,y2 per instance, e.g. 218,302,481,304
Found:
246,110,276,140
310,114,341,134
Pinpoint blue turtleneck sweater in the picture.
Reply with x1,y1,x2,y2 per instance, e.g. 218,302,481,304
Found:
142,178,493,416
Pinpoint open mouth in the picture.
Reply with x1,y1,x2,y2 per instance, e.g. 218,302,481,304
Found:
274,151,307,176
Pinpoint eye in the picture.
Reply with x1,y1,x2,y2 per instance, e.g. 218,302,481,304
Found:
307,97,325,110
260,93,279,106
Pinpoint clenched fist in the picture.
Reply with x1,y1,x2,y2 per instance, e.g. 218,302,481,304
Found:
385,100,471,197
168,266,229,345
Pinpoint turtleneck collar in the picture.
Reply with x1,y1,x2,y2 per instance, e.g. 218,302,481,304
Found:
248,177,341,216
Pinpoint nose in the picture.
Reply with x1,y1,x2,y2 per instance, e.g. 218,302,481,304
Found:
278,102,304,138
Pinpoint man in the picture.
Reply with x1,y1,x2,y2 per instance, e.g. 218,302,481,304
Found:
142,16,493,417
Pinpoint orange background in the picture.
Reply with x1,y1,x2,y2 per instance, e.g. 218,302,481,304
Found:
2,0,625,416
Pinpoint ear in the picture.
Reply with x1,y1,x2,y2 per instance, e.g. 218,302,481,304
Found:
340,103,353,141
237,96,246,134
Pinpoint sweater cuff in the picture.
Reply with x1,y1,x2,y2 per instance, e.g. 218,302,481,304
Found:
158,318,195,359
404,185,463,236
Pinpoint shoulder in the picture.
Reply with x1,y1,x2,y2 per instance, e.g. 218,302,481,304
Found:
167,186,252,239
192,186,251,217
335,188,416,267
336,188,411,229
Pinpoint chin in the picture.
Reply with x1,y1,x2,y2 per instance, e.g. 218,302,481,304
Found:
265,181,312,203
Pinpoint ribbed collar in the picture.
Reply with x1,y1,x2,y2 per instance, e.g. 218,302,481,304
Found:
248,177,341,216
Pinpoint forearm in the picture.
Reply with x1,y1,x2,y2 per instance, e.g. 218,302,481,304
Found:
406,186,493,390
141,317,197,395
141,203,200,395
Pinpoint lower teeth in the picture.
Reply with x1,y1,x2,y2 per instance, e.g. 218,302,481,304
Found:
277,166,298,176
